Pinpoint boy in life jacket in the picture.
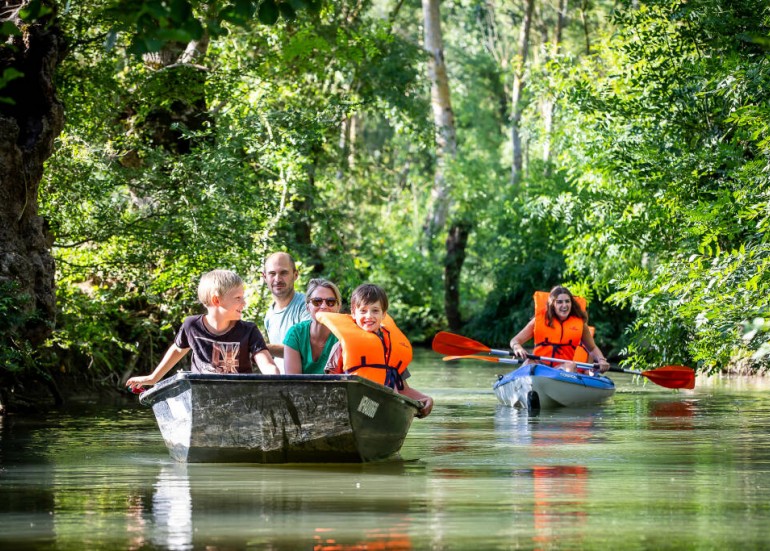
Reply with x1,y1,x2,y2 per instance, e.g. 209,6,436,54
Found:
320,283,434,418
508,285,610,373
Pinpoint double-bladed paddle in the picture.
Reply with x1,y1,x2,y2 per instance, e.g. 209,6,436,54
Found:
433,331,696,390
441,354,596,375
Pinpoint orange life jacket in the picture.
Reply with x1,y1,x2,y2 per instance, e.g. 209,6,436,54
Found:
316,312,412,390
533,291,586,363
572,325,595,363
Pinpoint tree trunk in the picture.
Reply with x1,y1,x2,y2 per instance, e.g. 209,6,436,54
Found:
293,145,325,276
422,0,457,242
511,0,535,187
580,0,591,55
444,221,469,332
337,113,358,178
542,0,567,167
0,4,65,345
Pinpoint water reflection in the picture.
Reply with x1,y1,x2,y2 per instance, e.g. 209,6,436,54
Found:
492,407,596,548
126,493,148,551
648,399,697,431
150,465,192,550
312,524,412,550
491,405,532,446
531,465,589,550
136,461,421,550
493,405,607,447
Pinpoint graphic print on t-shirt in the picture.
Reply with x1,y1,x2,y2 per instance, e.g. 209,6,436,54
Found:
196,337,241,373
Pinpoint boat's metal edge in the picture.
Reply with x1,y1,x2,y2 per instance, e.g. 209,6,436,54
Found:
139,372,423,411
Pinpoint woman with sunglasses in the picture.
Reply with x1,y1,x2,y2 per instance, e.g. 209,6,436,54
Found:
283,278,343,374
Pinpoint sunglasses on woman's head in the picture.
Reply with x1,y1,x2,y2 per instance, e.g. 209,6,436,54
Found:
309,298,339,307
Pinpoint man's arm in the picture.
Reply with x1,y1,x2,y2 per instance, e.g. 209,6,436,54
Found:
254,349,279,374
266,343,284,358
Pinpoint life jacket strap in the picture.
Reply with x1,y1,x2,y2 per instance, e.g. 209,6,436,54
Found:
383,367,405,391
346,362,405,391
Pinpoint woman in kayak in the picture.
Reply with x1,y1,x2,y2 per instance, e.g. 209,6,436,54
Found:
509,286,610,373
283,278,343,374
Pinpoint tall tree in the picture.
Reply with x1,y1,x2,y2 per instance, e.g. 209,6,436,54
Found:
0,1,63,345
444,221,469,330
422,0,469,331
542,0,567,166
511,0,535,186
422,0,457,242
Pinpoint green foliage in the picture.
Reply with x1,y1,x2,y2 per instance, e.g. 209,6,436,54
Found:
101,0,321,55
0,281,40,374
33,0,434,381
555,0,770,371
460,167,632,351
12,0,770,390
48,275,181,383
0,67,23,104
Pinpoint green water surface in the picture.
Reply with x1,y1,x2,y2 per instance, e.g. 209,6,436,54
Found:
1,350,769,549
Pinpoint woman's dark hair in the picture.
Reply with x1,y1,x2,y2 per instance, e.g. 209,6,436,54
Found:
546,285,587,326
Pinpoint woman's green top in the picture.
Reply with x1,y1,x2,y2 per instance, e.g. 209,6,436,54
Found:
282,320,339,374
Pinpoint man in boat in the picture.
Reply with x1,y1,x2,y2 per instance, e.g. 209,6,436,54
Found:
262,252,311,372
319,283,434,418
509,286,610,373
126,270,278,392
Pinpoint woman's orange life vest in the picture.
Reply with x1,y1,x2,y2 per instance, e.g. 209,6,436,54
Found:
316,312,412,389
533,291,587,363
572,325,595,363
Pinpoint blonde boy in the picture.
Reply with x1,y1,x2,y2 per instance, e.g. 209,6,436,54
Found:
126,270,277,391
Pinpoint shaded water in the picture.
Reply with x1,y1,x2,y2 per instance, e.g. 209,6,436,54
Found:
2,350,770,549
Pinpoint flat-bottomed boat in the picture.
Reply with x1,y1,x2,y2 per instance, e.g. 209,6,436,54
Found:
139,372,421,463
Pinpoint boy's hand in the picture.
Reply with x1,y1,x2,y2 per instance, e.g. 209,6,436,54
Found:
126,375,154,392
416,396,434,418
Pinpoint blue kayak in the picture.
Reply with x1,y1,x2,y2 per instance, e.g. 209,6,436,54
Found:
493,363,615,410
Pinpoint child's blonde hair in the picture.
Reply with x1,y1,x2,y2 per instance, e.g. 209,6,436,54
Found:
198,270,244,306
350,283,388,313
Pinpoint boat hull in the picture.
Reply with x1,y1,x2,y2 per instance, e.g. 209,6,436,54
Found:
139,373,421,463
493,364,615,409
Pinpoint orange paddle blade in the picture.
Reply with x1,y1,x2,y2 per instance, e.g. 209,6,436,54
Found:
432,332,491,356
640,365,695,390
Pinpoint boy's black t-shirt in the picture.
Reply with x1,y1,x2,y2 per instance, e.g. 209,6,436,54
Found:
174,315,268,374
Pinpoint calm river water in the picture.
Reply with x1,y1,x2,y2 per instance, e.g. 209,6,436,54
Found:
2,350,770,550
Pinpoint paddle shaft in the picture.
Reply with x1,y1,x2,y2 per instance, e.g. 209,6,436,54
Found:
444,354,598,374
487,356,522,365
523,353,649,375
